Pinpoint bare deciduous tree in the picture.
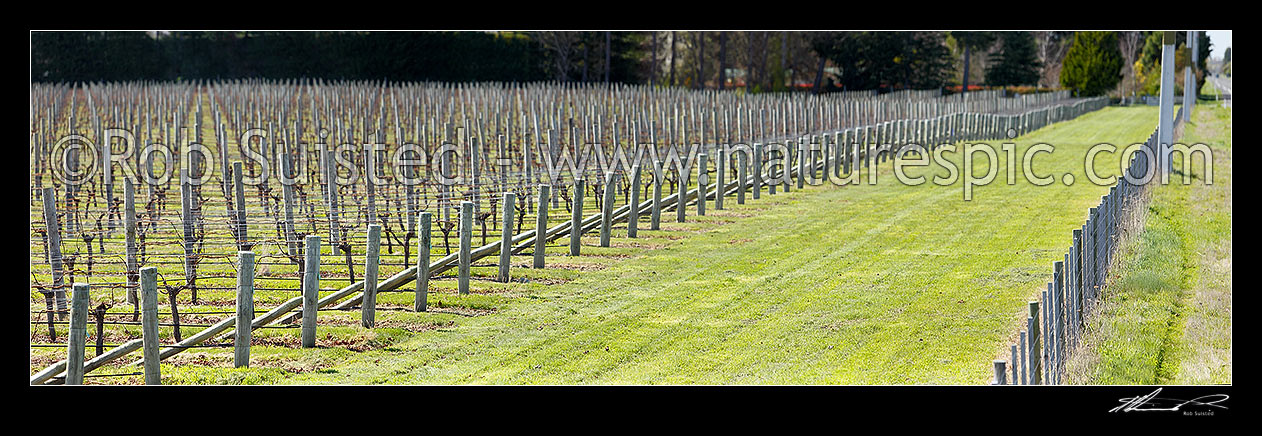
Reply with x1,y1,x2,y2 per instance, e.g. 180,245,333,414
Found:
695,32,704,89
1117,31,1143,95
650,32,658,86
669,31,678,86
1034,31,1074,87
718,32,728,90
535,32,581,82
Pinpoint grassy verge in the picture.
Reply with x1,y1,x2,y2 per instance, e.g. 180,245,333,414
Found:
1199,77,1225,102
1065,104,1231,384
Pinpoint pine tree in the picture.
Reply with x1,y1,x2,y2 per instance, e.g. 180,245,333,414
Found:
950,31,996,92
986,32,1042,86
1059,31,1124,96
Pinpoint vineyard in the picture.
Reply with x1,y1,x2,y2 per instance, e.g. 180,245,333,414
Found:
30,80,1106,384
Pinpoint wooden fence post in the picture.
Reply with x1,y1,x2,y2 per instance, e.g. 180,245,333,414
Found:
1110,186,1119,266
815,135,825,183
854,130,865,175
1029,300,1041,385
65,283,89,385
863,126,873,169
697,153,708,216
180,182,197,304
1086,208,1097,303
41,187,66,326
323,147,341,245
795,140,805,189
1048,279,1059,384
124,183,138,311
500,192,516,281
281,153,298,259
1073,227,1084,340
1056,258,1066,382
651,161,663,230
752,143,763,200
600,172,616,247
840,131,851,175
233,161,247,249
768,145,778,196
714,150,725,210
459,201,474,294
629,165,642,238
1019,330,1028,385
417,212,432,312
140,267,160,384
993,360,1007,385
534,184,550,268
1041,291,1051,384
1010,345,1019,385
676,165,687,223
362,225,381,327
781,142,792,193
235,251,255,368
570,179,585,255
302,235,320,348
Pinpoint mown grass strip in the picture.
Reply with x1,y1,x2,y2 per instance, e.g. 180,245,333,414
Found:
88,106,1164,385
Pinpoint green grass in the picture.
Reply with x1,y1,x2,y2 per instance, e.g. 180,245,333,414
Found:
1199,77,1225,101
28,101,670,379
37,106,1169,384
1065,104,1231,384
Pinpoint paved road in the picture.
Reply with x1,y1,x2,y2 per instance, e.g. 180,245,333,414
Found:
1208,75,1232,108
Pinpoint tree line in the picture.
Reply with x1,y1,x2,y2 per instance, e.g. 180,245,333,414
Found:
31,31,1207,97
31,31,551,83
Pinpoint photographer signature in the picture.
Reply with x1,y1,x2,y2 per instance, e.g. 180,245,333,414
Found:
1109,388,1229,413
